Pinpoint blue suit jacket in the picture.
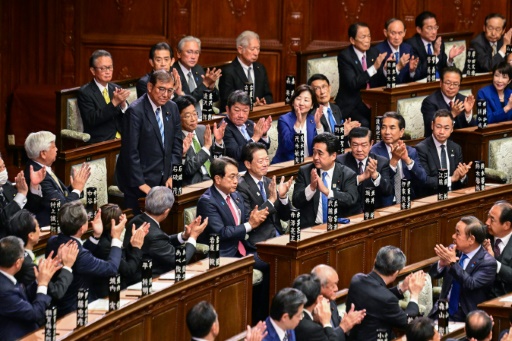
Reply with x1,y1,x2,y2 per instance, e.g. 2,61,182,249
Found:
263,316,296,341
0,273,51,341
477,84,512,124
197,186,249,257
370,141,427,204
375,41,420,84
272,111,316,164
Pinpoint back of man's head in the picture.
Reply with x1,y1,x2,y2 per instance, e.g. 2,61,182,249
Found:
406,316,436,341
186,301,218,339
59,201,88,236
292,274,321,308
374,245,406,276
0,236,24,269
9,209,37,246
145,186,175,216
466,310,492,341
269,287,307,321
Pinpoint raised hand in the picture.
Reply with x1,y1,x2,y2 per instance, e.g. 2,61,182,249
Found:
130,222,149,249
278,176,293,199
59,240,79,268
373,52,388,70
245,321,267,341
172,68,184,96
14,171,28,196
184,216,208,240
111,213,127,240
314,105,324,129
254,97,267,106
203,124,213,149
340,303,366,333
29,165,46,187
202,67,222,88
70,163,91,192
183,132,193,155
464,95,475,114
409,55,419,73
248,205,269,228
433,36,442,56
267,176,277,203
213,120,227,143
91,208,103,238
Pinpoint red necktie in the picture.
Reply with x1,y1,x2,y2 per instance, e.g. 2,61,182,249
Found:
226,196,246,256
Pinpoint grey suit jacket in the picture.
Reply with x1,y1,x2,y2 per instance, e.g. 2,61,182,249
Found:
172,61,220,103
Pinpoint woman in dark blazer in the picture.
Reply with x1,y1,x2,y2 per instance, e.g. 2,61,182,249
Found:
271,84,323,164
477,62,512,124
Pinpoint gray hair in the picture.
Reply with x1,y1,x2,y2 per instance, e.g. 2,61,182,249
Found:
178,36,201,52
24,131,56,160
145,186,175,215
374,245,406,276
311,264,337,287
236,30,259,48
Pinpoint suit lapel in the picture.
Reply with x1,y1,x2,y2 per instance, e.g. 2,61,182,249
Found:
244,173,265,205
464,248,484,276
92,81,106,107
349,46,365,73
144,97,165,151
428,137,442,170
233,58,249,83
212,187,238,225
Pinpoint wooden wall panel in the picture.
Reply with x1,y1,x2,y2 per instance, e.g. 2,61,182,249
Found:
407,222,438,264
151,307,178,341
335,242,366,289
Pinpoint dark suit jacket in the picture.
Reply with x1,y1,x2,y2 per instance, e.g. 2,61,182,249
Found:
172,61,220,103
429,247,497,321
182,125,224,186
490,235,512,297
346,271,419,340
329,299,347,340
136,72,151,98
124,213,196,278
370,141,427,204
263,316,296,341
415,136,467,198
25,159,81,227
272,111,316,164
0,182,41,237
315,103,344,133
0,272,52,341
477,84,512,124
421,89,477,137
292,162,358,227
336,152,393,215
223,117,270,172
15,252,73,300
219,57,273,110
237,173,290,251
77,80,124,144
115,94,183,198
334,46,385,127
406,33,448,80
46,233,122,316
196,186,249,257
470,32,505,73
295,312,338,341
375,41,421,84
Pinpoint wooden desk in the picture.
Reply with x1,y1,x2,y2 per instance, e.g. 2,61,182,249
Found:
479,293,512,341
22,257,254,341
257,183,512,305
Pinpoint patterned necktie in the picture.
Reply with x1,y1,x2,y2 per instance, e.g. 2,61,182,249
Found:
226,195,246,256
322,172,328,223
102,88,110,104
191,133,211,176
358,161,364,175
492,43,497,57
394,161,402,203
247,66,253,83
448,253,468,316
155,107,165,145
187,71,196,93
440,145,447,170
49,170,64,193
258,181,267,202
494,238,502,258
240,125,251,141
361,55,370,89
283,331,289,341
327,107,336,133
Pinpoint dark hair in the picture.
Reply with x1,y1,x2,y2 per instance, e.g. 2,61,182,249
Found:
227,90,251,108
59,201,88,236
241,142,268,163
289,84,317,112
460,216,487,244
174,94,198,113
313,133,339,155
415,11,437,28
149,69,173,85
149,42,173,59
9,209,37,245
466,310,493,340
493,61,512,80
384,18,404,30
89,50,112,68
210,156,239,179
374,245,406,276
348,22,370,39
441,66,463,81
0,236,24,268
292,274,321,308
269,287,307,321
406,317,436,341
186,301,217,338
348,127,372,143
382,111,406,130
484,13,506,27
494,200,512,224
100,203,122,237
307,73,330,86
433,109,454,122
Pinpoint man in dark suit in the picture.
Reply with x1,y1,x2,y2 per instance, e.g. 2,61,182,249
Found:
483,200,512,297
0,236,60,341
45,201,124,316
370,112,427,205
415,110,472,198
223,90,272,172
346,246,426,340
173,36,221,114
264,287,307,341
421,66,476,137
470,13,512,73
292,133,358,227
406,11,465,80
219,30,273,110
334,22,387,128
77,49,130,143
337,127,392,215
175,95,226,186
24,131,91,226
447,310,493,341
429,216,496,322
375,18,420,84
292,274,338,341
136,42,174,98
116,69,183,213
238,142,292,251
406,317,441,341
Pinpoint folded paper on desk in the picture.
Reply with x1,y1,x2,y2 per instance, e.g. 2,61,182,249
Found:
88,299,131,311
159,272,197,280
127,281,172,292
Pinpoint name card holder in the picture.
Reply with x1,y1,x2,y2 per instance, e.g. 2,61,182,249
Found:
289,208,301,242
363,187,376,220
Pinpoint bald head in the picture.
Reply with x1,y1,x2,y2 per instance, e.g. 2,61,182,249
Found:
311,264,339,301
466,310,492,341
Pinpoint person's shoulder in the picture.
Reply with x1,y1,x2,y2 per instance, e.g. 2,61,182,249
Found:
78,80,96,93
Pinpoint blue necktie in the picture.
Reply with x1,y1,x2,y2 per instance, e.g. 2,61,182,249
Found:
322,172,328,223
448,253,468,316
240,125,251,141
427,43,440,79
155,107,165,145
327,107,336,133
395,51,400,63
258,180,267,202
